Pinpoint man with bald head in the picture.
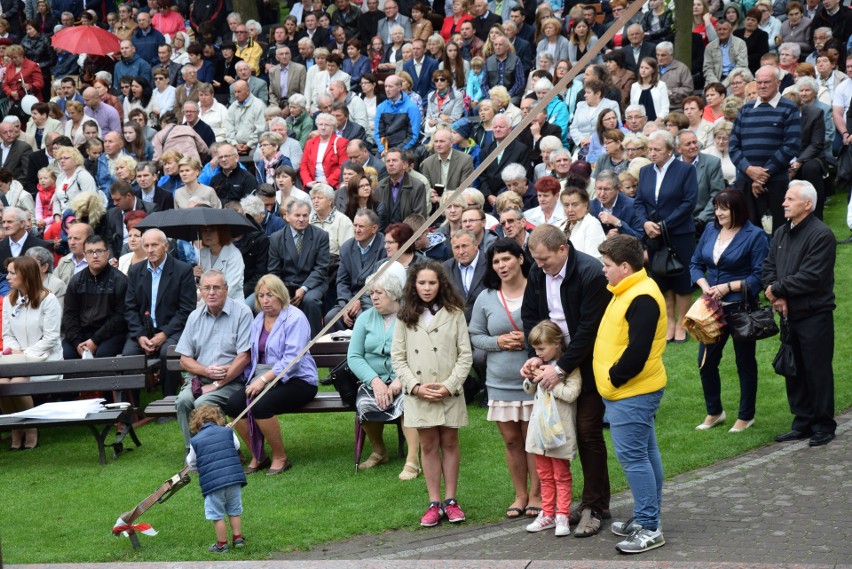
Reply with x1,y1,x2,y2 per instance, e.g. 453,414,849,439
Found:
229,61,268,104
729,65,801,230
225,79,267,155
0,207,52,293
96,131,127,195
268,46,307,108
123,228,197,398
113,39,152,88
83,87,121,135
56,222,94,284
131,10,165,65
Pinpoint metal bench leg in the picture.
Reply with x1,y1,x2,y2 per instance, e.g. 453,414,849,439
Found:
88,424,111,465
396,421,405,458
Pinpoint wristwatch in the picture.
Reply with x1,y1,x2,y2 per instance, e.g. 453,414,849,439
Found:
212,381,220,388
615,219,623,228
554,366,566,382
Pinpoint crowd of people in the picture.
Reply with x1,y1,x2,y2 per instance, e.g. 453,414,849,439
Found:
0,0,843,555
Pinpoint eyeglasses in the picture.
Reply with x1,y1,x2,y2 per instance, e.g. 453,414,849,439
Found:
434,77,448,82
500,218,520,225
385,240,397,245
154,76,167,80
200,285,225,292
85,249,108,257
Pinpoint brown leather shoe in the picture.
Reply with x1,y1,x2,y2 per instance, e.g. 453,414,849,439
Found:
574,507,602,538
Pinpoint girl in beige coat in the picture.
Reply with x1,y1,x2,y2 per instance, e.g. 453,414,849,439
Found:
523,320,581,537
392,260,472,528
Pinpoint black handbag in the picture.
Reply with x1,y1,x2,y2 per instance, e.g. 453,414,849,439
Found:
649,221,685,277
772,319,797,378
726,280,780,341
329,360,359,409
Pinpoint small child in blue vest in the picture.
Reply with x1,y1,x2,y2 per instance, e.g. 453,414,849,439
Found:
187,405,247,553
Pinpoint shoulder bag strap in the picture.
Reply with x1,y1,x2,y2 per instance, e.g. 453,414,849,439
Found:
498,289,521,332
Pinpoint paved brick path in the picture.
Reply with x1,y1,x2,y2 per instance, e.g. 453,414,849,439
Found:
9,411,850,569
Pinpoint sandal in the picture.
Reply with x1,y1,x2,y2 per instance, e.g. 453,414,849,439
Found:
358,452,389,470
506,507,525,518
398,461,421,480
524,506,542,518
243,456,271,474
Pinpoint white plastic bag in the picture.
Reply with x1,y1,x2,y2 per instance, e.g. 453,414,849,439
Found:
529,388,567,451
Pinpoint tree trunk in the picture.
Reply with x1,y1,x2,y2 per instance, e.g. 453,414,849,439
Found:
673,0,693,66
232,0,260,23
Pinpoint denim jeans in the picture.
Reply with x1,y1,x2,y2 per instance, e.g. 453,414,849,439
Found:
603,388,665,530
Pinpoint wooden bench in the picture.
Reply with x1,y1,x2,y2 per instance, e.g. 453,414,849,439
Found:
144,340,404,471
0,355,148,464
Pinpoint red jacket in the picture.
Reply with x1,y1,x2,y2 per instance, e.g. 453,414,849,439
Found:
300,133,349,189
440,14,473,41
3,58,44,101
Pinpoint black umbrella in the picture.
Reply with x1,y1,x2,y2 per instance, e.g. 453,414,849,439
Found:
134,208,256,241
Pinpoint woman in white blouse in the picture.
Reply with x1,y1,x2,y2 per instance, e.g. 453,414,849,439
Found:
703,121,736,188
194,226,245,302
1,256,63,450
64,101,98,146
629,57,670,123
150,68,176,127
197,83,227,142
558,185,605,260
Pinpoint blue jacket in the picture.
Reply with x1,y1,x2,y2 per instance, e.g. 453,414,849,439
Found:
53,0,82,19
634,158,698,237
190,423,246,497
590,194,642,238
690,221,769,304
545,98,570,147
375,92,421,154
342,55,371,89
96,153,126,197
132,26,166,66
113,54,152,88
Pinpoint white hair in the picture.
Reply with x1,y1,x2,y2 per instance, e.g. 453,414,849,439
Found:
625,104,646,117
788,180,818,212
648,130,675,150
539,135,563,152
656,41,674,55
779,42,801,58
534,78,554,92
501,163,527,183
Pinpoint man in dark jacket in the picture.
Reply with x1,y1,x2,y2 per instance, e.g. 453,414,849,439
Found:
521,224,612,537
763,181,837,447
210,144,258,204
62,235,128,359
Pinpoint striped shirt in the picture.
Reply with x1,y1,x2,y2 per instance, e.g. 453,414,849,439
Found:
729,92,801,182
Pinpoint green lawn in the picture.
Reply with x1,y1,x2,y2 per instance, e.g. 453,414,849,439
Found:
1,199,850,563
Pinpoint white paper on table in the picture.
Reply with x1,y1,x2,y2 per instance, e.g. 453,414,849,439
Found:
1,398,106,420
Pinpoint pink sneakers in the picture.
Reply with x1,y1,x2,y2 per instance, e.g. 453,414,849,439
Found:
420,504,442,527
443,500,466,523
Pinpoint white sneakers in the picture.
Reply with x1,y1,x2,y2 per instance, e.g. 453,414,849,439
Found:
526,512,570,537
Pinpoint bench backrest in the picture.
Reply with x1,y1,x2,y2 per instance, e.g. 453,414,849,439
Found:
0,374,148,397
165,341,349,372
0,355,149,379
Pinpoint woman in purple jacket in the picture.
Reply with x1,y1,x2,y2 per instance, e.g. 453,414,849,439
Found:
226,274,318,476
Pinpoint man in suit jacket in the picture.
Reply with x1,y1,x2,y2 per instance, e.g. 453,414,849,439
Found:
325,209,387,330
509,5,533,42
442,228,487,321
267,199,330,336
23,132,66,196
105,181,154,258
229,61,268,105
520,224,612,534
505,20,533,76
136,161,175,211
173,67,202,123
297,11,331,47
479,115,528,209
589,171,642,238
420,128,475,195
0,122,32,182
472,0,502,42
792,101,827,218
331,102,367,142
402,41,439,102
676,130,725,231
518,95,562,167
618,24,657,74
376,0,411,45
375,148,428,228
347,139,387,180
0,207,52,291
122,228,197,397
703,20,750,87
268,46,307,109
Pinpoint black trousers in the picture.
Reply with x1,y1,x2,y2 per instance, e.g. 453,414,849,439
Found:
122,334,182,396
576,389,611,514
743,175,789,233
785,312,836,435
